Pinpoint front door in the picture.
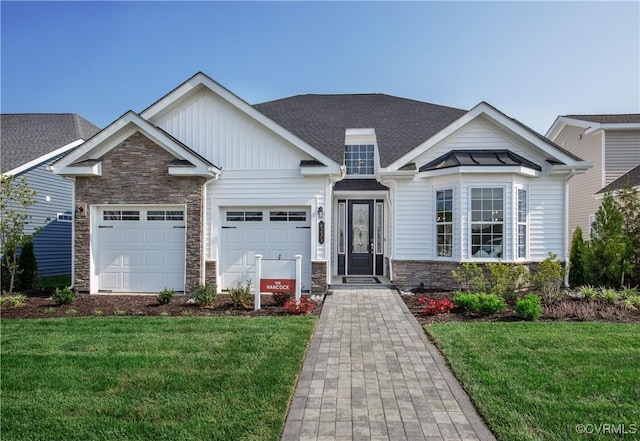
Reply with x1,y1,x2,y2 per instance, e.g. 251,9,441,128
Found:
348,200,374,275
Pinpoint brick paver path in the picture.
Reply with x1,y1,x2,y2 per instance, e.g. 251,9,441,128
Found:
281,287,496,441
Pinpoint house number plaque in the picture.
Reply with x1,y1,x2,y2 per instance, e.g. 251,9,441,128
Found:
319,220,325,244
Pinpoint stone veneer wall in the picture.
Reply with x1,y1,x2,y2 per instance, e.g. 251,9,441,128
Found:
205,260,217,287
311,260,328,294
74,132,205,293
391,260,542,292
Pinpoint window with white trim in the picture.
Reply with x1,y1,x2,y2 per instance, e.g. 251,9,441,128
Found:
470,188,503,258
517,187,527,258
345,144,374,175
57,212,73,222
436,189,454,257
226,211,263,222
103,210,140,221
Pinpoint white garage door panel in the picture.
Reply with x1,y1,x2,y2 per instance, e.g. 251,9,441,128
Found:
96,206,185,293
220,208,311,292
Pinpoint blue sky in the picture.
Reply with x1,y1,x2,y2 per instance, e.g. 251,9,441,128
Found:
1,1,638,134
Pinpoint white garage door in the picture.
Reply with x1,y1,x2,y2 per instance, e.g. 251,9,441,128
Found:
220,208,311,291
96,206,186,293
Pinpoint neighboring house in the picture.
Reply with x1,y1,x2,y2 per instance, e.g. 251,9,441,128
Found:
597,163,640,195
53,72,590,294
1,114,100,276
546,114,640,240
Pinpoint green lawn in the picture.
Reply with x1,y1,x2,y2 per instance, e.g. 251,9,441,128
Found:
426,322,640,441
1,316,316,441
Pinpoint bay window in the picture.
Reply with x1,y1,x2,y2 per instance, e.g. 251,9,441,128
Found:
436,189,454,257
470,188,504,258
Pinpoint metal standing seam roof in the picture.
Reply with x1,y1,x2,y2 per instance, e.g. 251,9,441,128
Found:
1,113,101,172
254,94,468,168
420,150,543,172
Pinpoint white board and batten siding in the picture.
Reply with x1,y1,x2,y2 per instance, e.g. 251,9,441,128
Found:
604,130,640,184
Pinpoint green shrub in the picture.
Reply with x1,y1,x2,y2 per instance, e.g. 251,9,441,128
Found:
487,262,529,301
580,285,598,300
515,294,542,321
92,309,103,316
43,306,55,314
568,226,587,287
272,292,292,306
52,286,74,305
599,287,619,304
533,253,566,303
66,308,77,316
0,294,26,307
453,292,506,315
229,280,252,309
157,288,175,305
620,286,639,300
191,283,217,307
16,236,38,292
452,263,486,293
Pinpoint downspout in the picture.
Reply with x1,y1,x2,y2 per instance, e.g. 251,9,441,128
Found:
201,174,220,289
63,176,76,289
378,175,395,282
564,169,577,287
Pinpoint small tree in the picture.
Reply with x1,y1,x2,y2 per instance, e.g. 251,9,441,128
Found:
584,193,629,288
568,226,586,287
615,186,640,286
0,173,37,293
16,236,38,292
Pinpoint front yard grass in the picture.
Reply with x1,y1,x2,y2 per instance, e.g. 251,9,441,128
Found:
1,316,316,441
426,322,640,441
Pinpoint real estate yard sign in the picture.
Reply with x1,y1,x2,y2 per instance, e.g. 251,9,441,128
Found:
254,255,302,310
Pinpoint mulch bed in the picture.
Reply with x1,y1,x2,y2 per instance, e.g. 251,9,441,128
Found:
401,290,640,325
0,293,322,319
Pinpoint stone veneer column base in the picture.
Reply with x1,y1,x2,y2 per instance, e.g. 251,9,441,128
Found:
205,261,217,288
311,260,328,294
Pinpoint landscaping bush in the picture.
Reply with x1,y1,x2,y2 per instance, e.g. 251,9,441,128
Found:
452,263,486,293
515,294,542,321
453,292,506,316
16,236,38,292
272,291,292,307
52,287,74,305
580,285,598,300
533,253,565,304
284,296,314,315
417,297,454,315
157,288,175,305
229,280,252,309
0,294,26,307
568,226,586,287
191,283,217,307
487,262,529,301
599,287,619,304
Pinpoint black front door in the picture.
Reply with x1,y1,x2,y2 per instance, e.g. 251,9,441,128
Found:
348,200,374,275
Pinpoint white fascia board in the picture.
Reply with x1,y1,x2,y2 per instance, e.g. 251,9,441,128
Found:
377,169,418,179
65,162,102,176
585,122,640,134
300,164,342,176
417,166,540,179
141,72,340,170
4,139,85,176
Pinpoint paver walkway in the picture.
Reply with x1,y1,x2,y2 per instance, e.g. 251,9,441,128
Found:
281,287,496,441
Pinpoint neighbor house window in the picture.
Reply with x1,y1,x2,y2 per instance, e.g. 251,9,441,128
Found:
436,189,453,257
517,187,528,258
470,188,503,258
345,144,374,175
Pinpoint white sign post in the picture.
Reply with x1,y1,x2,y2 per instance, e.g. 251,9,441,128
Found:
295,254,302,302
254,254,263,311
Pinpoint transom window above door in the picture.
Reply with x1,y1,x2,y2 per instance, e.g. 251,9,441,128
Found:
345,144,375,176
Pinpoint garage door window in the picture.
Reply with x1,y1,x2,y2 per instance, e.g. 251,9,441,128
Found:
269,210,307,222
147,210,185,221
226,211,263,222
103,210,140,221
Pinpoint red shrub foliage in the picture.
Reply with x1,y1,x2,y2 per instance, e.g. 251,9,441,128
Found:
417,297,454,316
284,296,315,315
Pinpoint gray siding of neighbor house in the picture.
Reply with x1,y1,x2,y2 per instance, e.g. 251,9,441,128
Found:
605,130,640,184
17,156,73,276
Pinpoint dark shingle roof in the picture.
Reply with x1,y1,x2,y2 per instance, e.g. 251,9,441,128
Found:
564,114,640,124
254,94,467,168
1,113,100,172
598,164,640,194
334,179,389,192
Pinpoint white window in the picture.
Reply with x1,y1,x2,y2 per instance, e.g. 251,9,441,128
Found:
147,210,185,221
345,144,374,175
56,212,73,222
436,189,454,257
226,211,263,222
269,210,307,222
517,187,528,259
470,188,503,258
103,210,140,221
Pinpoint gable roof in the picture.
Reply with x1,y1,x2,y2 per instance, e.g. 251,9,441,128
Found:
598,164,640,194
546,114,640,140
1,113,100,172
53,111,220,177
254,94,467,168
